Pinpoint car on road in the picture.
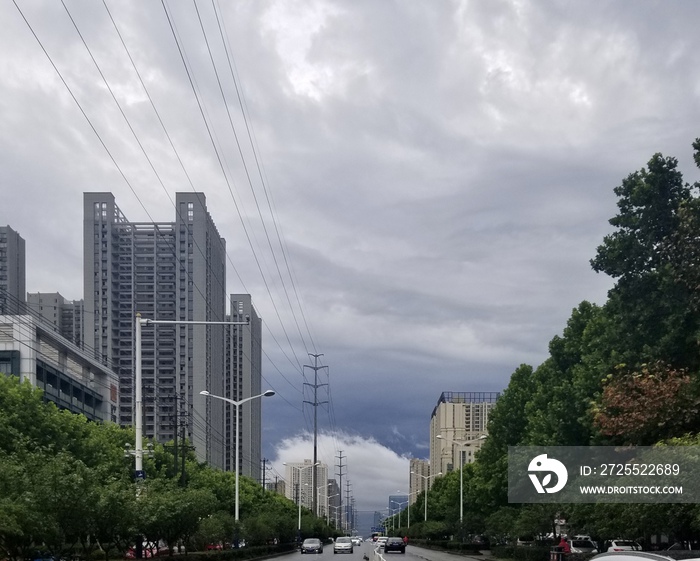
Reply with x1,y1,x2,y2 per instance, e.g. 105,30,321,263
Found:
569,539,599,554
376,537,388,549
591,553,700,561
351,536,363,546
301,538,324,554
384,537,406,554
334,537,354,554
606,540,642,552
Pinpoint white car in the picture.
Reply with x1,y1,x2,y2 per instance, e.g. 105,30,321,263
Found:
607,540,642,552
334,537,354,554
351,537,362,546
376,537,388,549
569,539,598,554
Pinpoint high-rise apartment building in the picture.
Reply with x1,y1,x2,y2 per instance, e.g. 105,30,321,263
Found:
27,292,84,348
285,460,330,516
225,294,263,478
429,391,499,476
83,192,229,467
0,226,26,315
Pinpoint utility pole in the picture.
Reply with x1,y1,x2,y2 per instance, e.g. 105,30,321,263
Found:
261,458,271,489
336,450,346,531
304,353,328,516
345,480,352,534
179,422,195,486
163,393,180,479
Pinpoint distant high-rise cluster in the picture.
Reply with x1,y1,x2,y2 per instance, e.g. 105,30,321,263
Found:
0,191,265,479
284,460,331,517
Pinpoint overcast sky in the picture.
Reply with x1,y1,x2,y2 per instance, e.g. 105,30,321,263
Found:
2,0,700,515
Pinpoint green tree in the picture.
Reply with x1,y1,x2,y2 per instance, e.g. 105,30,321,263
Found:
523,302,605,447
471,364,534,511
137,479,217,554
591,151,700,371
484,507,518,544
91,481,139,560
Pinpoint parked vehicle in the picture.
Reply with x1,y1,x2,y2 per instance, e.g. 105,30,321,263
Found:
606,540,642,552
569,539,599,554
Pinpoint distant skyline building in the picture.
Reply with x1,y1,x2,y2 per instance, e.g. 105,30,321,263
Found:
27,292,84,349
430,391,499,476
409,458,431,505
285,459,330,516
328,478,341,527
0,226,26,315
225,294,263,478
388,493,409,531
83,192,256,471
266,478,286,496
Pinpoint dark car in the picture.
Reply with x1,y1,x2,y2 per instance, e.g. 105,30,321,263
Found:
384,537,406,554
301,538,323,554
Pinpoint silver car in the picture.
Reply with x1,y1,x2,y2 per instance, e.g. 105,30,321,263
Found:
334,537,354,554
569,540,598,554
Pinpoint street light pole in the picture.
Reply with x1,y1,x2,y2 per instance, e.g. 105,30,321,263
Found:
436,435,486,531
285,462,319,545
391,499,409,531
329,504,340,529
327,493,340,526
133,314,250,482
410,471,442,522
200,389,275,521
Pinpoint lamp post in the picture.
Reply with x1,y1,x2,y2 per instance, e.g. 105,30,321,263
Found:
410,471,442,522
327,494,340,526
436,434,487,529
200,389,275,521
314,483,330,519
133,314,250,482
285,462,319,545
328,504,340,529
389,507,400,532
390,497,409,531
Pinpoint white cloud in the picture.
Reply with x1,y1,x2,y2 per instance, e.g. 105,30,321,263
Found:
270,430,410,513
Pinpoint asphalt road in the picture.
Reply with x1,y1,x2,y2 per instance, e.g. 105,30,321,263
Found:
276,541,492,561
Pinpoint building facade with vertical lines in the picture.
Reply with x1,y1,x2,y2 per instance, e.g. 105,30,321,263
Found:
83,192,229,468
429,391,499,476
27,292,84,349
0,226,26,315
409,458,431,505
225,294,263,478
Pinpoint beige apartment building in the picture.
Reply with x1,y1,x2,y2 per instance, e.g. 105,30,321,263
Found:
429,391,499,476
